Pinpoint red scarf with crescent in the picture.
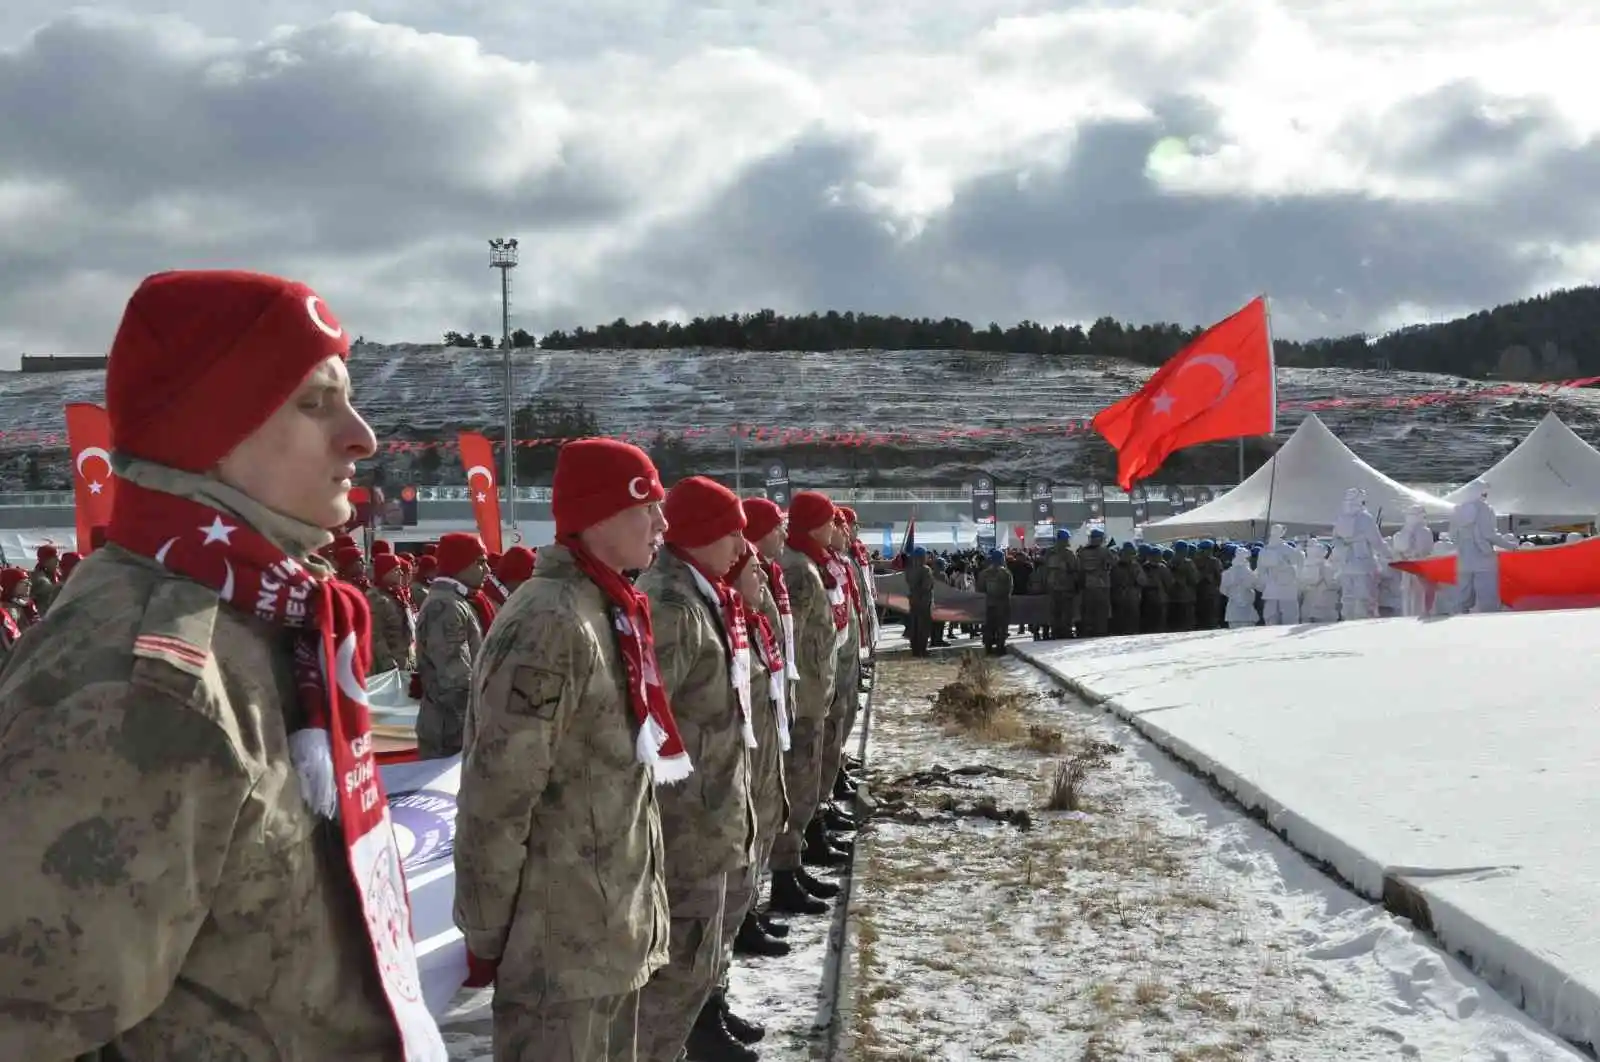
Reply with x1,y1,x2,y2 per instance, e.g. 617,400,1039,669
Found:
565,540,691,783
108,477,445,1058
762,559,800,680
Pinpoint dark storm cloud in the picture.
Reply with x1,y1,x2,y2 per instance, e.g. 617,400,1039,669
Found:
594,87,1600,339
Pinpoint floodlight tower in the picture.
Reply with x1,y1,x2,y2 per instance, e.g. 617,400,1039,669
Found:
489,237,519,536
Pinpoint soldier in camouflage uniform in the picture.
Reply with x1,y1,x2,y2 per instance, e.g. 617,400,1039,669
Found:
811,512,861,862
1140,545,1170,633
1075,528,1115,637
455,437,673,1062
1044,529,1080,639
0,270,445,1060
771,491,847,914
977,548,1013,655
366,552,416,673
1168,541,1200,631
1192,539,1224,629
904,547,936,656
1110,541,1146,635
29,544,62,615
415,531,489,758
635,476,760,1062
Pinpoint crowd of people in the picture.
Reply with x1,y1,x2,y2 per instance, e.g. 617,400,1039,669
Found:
0,270,877,1062
891,484,1573,652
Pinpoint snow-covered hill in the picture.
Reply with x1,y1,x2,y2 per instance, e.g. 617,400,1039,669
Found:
5,344,1596,488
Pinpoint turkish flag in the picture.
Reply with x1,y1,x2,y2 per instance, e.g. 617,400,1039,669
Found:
1393,538,1600,611
457,431,504,554
1092,297,1275,490
65,403,114,553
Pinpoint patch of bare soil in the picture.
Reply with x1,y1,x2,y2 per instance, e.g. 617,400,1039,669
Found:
843,655,1335,1061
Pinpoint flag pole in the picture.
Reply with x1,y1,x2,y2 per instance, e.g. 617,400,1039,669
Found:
1256,290,1278,500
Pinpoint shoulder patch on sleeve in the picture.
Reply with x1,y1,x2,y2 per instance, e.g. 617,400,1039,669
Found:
131,577,220,680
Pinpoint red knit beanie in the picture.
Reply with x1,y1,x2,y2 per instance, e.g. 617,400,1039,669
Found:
106,270,351,472
36,545,58,562
436,532,485,576
374,554,404,582
840,506,859,526
788,490,836,534
662,476,746,548
417,555,438,576
496,546,536,582
552,438,665,539
742,497,785,543
1,568,28,597
334,546,365,571
422,544,438,557
372,539,393,556
333,534,357,551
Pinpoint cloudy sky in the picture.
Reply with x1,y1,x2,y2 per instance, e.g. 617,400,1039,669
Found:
0,1,1595,366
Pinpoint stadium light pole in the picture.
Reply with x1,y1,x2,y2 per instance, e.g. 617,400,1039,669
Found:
489,238,519,539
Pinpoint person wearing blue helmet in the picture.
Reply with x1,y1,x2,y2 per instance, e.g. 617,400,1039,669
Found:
1193,539,1223,628
1167,541,1199,631
904,546,936,657
1077,528,1114,637
1042,528,1079,640
1111,541,1146,634
975,547,1014,655
1140,545,1171,633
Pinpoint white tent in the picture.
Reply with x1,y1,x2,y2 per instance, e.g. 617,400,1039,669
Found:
1445,412,1600,528
1141,413,1453,542
0,528,78,566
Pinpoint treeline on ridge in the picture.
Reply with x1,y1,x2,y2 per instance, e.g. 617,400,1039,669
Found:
440,286,1600,381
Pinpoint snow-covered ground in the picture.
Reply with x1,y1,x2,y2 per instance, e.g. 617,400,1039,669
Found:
1015,613,1600,1056
841,650,1583,1060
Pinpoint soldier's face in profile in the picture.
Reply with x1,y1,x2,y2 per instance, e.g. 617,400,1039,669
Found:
699,529,746,580
733,559,762,608
586,501,666,574
217,356,377,530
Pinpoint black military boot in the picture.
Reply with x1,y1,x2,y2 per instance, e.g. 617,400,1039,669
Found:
795,864,840,899
686,1001,759,1062
832,770,858,801
713,989,767,1045
823,805,857,832
733,910,791,957
755,909,790,938
769,869,828,914
803,819,850,868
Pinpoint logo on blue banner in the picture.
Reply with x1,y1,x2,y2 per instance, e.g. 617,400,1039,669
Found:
388,788,458,873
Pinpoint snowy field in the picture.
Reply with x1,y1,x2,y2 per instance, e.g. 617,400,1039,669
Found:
1014,612,1600,1056
839,652,1579,1060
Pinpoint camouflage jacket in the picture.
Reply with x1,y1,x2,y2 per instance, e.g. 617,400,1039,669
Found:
1078,544,1116,591
779,546,838,727
29,568,59,615
1192,551,1223,591
1045,545,1081,594
637,549,756,883
365,587,414,674
904,557,935,606
453,544,669,1002
749,585,791,843
1169,558,1200,603
978,565,1014,603
415,579,483,750
0,461,402,1061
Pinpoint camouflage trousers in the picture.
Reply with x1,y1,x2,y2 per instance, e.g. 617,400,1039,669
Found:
818,654,861,805
717,864,759,981
769,708,827,870
637,875,727,1062
490,991,641,1062
415,699,465,760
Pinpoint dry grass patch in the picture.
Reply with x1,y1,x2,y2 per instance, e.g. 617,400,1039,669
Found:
929,652,1030,740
